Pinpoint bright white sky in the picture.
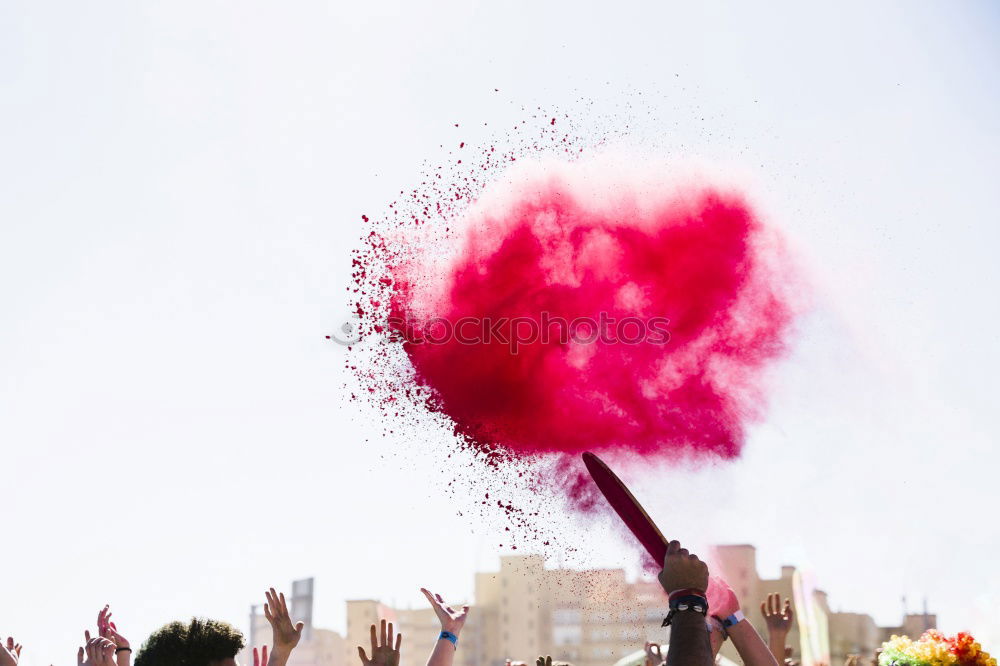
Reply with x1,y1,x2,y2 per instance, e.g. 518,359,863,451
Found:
2,2,999,665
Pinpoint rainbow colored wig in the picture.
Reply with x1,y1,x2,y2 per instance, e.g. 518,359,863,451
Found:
880,631,995,666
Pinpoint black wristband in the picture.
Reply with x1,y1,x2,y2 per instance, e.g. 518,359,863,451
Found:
662,594,709,626
115,648,132,654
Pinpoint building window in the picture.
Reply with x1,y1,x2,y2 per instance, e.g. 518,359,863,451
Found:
553,626,582,646
553,609,582,625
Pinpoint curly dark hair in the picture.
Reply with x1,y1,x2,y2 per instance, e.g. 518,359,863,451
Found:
135,618,245,666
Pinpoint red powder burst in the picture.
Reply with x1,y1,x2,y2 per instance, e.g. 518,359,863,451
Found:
343,108,799,548
389,169,795,461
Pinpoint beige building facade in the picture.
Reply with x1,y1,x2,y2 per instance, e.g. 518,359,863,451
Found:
711,545,935,666
251,549,937,666
346,555,670,666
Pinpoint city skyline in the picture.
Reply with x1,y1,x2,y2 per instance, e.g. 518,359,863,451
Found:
245,545,937,666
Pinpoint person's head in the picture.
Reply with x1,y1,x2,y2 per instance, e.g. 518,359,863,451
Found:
135,618,246,666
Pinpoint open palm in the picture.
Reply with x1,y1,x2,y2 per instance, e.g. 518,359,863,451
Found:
265,588,305,651
420,588,469,634
357,620,401,666
761,593,794,634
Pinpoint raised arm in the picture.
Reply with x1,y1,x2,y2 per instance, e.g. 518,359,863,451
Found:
97,605,131,666
1,637,22,666
420,588,469,666
760,593,794,664
657,540,713,666
78,632,118,666
702,585,777,666
264,587,306,666
727,618,780,666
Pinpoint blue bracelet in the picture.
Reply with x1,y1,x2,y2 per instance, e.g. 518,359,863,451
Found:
439,631,458,646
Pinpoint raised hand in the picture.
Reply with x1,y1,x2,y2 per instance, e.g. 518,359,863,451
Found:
357,620,401,666
78,633,117,666
657,540,709,595
1,637,22,666
645,642,664,666
97,605,131,666
420,588,470,636
253,646,269,666
264,587,306,661
761,594,794,635
707,576,740,620
536,656,553,666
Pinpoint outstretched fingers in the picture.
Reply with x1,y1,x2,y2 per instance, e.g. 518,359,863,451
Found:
267,589,279,618
265,588,284,622
97,606,109,635
421,588,447,624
